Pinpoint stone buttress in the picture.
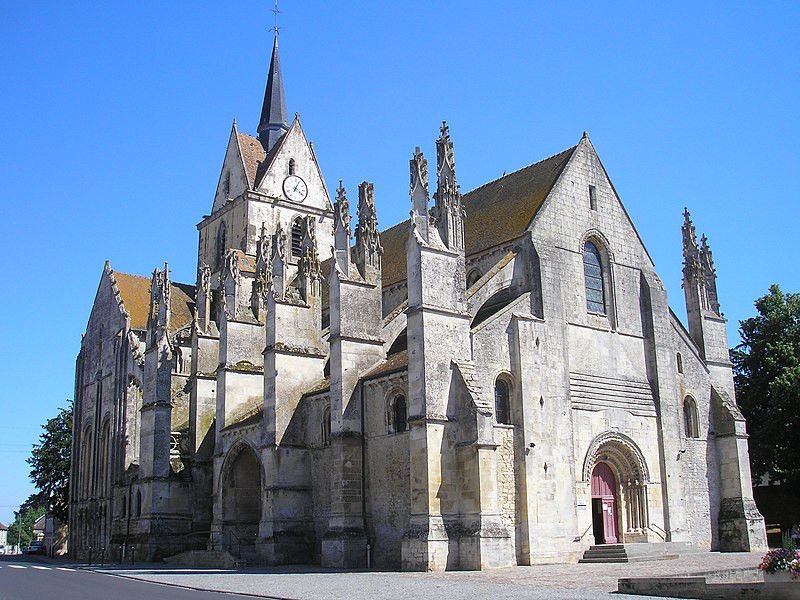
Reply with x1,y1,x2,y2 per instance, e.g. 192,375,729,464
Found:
321,181,386,567
681,211,767,552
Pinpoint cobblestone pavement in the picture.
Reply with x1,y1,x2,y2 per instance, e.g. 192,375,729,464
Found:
89,552,763,600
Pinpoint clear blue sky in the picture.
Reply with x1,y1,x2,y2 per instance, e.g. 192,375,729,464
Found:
0,1,797,525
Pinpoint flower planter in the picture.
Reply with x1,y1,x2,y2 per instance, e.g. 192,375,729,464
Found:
764,570,797,583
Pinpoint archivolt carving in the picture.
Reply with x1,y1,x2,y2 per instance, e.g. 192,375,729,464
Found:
582,431,650,483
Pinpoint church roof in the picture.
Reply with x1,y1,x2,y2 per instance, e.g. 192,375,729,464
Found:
112,271,195,334
380,144,577,286
237,132,266,188
363,350,408,381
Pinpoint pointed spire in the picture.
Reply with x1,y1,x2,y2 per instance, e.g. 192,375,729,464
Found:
257,33,289,151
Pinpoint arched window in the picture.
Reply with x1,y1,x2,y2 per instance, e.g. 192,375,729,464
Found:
683,396,699,438
495,378,511,425
100,420,111,496
291,218,305,258
321,407,331,447
288,158,296,175
466,268,482,288
389,394,408,434
583,241,606,314
676,352,684,374
215,222,227,269
135,490,142,516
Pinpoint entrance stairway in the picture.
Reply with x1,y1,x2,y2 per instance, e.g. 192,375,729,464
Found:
579,542,688,563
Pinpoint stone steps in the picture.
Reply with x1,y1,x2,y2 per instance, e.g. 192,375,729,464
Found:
579,543,683,564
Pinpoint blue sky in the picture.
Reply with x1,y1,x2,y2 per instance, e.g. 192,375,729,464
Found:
0,1,797,525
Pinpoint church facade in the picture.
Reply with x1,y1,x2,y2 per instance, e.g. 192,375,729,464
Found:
69,34,767,570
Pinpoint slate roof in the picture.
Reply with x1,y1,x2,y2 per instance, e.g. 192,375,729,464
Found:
113,271,196,334
379,145,577,286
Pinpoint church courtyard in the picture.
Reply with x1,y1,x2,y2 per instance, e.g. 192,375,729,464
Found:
85,551,762,599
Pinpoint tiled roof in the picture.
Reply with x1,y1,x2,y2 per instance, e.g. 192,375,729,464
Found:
237,132,266,188
0,522,6,530
363,350,409,381
380,145,577,286
113,271,195,334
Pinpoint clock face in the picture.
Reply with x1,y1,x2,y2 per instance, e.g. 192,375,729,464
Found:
283,175,308,203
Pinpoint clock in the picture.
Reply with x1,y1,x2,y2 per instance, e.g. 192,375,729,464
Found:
283,175,308,203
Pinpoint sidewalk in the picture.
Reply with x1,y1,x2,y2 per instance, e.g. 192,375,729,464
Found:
82,551,763,600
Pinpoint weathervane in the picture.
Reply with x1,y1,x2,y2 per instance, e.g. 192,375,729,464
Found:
271,0,280,36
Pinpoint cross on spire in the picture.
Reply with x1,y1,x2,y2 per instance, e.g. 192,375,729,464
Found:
271,0,280,36
258,0,289,151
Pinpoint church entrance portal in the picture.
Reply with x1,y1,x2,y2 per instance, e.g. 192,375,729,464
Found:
591,462,618,544
221,445,262,557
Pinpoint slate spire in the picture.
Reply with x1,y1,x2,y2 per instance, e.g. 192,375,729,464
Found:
257,33,289,151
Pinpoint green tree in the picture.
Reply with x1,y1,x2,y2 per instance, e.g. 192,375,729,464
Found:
732,284,800,485
6,494,46,550
26,402,73,522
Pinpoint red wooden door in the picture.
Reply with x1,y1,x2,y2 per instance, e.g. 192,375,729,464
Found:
591,462,618,544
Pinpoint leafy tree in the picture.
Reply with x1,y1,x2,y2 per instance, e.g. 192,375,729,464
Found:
26,402,73,522
732,285,800,485
6,495,46,550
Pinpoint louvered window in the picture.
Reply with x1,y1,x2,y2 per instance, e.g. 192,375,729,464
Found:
583,241,606,314
291,218,304,257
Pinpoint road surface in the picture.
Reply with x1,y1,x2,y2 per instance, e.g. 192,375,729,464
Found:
0,555,259,600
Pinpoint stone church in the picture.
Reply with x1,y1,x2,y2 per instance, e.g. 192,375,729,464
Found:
69,33,766,570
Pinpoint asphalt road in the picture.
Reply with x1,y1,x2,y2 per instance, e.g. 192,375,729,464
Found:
0,555,261,600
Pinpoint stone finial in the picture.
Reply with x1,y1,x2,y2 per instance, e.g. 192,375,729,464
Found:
146,263,171,347
332,180,352,277
252,223,272,321
224,250,239,284
410,146,430,211
256,222,270,268
298,216,322,300
699,234,720,314
433,121,464,252
270,223,287,300
197,263,212,333
409,147,431,241
354,181,382,280
333,180,352,236
681,208,700,279
198,264,211,297
435,121,457,185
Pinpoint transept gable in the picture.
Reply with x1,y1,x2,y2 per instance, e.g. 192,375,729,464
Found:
531,134,655,270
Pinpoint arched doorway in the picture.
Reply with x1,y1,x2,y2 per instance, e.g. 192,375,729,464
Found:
584,432,651,544
591,462,618,544
221,445,262,556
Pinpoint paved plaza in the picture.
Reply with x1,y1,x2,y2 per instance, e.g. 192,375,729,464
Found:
83,551,762,600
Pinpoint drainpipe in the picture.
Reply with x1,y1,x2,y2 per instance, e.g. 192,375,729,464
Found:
358,379,371,568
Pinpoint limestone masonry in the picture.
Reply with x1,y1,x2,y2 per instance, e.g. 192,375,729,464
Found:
69,33,767,570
